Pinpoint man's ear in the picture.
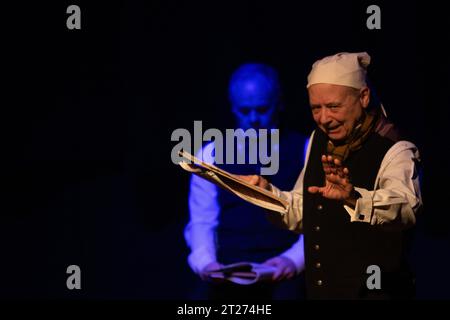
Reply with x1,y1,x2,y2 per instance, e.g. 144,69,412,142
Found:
360,87,370,109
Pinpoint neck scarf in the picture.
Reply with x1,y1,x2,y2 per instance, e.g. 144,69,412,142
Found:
326,110,378,162
326,106,400,162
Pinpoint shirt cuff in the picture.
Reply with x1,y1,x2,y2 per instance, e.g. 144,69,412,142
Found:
343,187,373,223
280,244,305,274
187,246,217,274
270,184,288,202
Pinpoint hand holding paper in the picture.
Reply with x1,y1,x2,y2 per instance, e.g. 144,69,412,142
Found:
178,150,289,213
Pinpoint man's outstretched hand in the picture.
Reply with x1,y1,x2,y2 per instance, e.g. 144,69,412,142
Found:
308,155,359,207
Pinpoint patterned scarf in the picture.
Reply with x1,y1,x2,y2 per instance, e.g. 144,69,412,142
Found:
326,107,398,162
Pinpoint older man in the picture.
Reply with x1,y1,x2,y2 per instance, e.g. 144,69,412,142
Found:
184,63,308,300
244,52,422,299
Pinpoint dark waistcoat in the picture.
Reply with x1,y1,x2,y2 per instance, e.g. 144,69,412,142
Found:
302,129,414,299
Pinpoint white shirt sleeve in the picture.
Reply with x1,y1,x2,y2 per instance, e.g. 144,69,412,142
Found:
266,132,314,233
343,141,422,230
183,143,219,274
280,234,305,273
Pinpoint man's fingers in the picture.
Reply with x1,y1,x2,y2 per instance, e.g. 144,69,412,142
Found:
335,164,350,179
237,175,261,186
323,155,341,174
322,155,331,173
263,260,277,267
277,273,287,281
285,271,295,280
236,175,251,183
249,175,260,185
334,158,342,167
272,268,283,281
308,186,326,195
337,167,345,178
238,175,260,185
326,173,345,184
323,157,349,179
308,186,320,194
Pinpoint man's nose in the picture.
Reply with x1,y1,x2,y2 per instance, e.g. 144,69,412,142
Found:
319,108,331,125
250,110,259,123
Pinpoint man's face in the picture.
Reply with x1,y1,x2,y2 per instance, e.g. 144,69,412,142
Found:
231,80,278,130
308,83,369,142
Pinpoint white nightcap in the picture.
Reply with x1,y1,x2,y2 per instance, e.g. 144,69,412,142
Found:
307,52,371,89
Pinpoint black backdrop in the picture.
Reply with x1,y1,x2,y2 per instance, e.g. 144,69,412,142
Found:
1,0,449,299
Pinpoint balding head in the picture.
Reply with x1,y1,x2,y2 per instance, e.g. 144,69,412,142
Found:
229,63,281,130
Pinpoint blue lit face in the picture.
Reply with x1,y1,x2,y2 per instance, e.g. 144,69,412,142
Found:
230,78,278,130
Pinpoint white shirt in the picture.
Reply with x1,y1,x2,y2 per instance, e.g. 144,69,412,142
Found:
184,141,306,275
268,130,423,233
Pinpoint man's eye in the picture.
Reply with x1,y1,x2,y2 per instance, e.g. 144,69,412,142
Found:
239,108,250,115
257,106,269,113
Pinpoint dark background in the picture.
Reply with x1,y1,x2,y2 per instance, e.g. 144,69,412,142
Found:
1,0,449,299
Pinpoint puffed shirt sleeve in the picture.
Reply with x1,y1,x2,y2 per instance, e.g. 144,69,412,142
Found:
279,234,306,273
183,143,219,274
343,140,422,230
267,131,315,233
